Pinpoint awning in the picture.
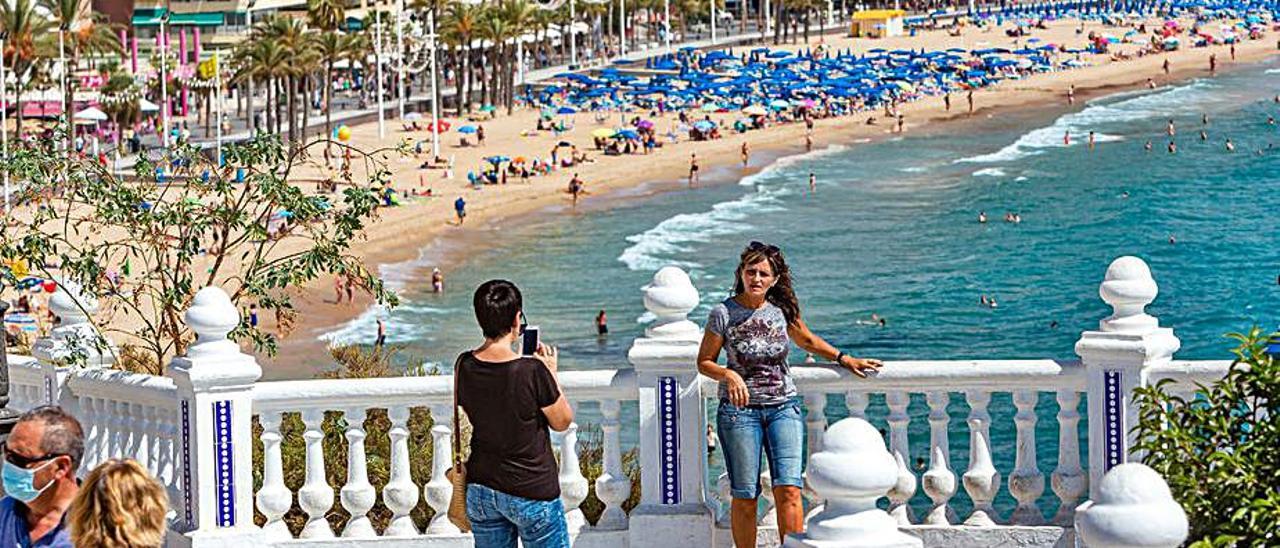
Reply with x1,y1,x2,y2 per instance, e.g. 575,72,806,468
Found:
170,12,224,26
21,101,62,118
131,7,166,26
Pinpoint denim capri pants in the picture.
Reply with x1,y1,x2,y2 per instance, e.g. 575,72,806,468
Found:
716,397,805,500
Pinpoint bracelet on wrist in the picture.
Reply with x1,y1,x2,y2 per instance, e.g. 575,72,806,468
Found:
835,351,846,364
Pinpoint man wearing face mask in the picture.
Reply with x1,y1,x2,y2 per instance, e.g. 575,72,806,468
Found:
0,406,83,547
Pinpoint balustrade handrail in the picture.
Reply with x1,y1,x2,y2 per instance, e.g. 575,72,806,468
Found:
693,359,1088,394
6,354,40,379
251,368,639,415
65,368,177,409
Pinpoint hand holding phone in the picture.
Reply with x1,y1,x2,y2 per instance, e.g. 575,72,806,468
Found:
521,325,540,357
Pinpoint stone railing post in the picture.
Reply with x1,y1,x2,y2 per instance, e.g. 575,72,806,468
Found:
1075,257,1180,500
166,287,264,546
626,266,714,547
784,417,921,548
33,279,114,409
1075,463,1189,548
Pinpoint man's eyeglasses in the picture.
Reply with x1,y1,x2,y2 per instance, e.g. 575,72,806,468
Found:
748,241,780,254
0,443,62,469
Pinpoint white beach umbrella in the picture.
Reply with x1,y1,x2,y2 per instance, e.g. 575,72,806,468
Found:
139,98,160,113
73,106,109,122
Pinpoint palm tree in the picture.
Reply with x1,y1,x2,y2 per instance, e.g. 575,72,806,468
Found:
498,0,534,113
43,0,116,150
307,0,345,31
313,31,354,143
253,16,309,144
1,0,53,138
442,1,482,113
232,37,288,135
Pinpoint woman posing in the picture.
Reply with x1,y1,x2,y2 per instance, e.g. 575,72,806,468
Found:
696,242,882,547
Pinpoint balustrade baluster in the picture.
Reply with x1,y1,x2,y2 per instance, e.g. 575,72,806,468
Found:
922,391,956,525
594,399,631,530
340,408,377,537
298,410,335,538
93,398,109,469
255,411,292,540
161,406,180,514
1008,390,1046,524
963,391,999,526
128,402,146,464
885,391,915,525
1050,390,1086,526
424,404,459,534
140,404,158,474
110,400,128,458
559,418,589,533
382,406,421,536
78,396,97,475
844,391,868,421
803,392,827,457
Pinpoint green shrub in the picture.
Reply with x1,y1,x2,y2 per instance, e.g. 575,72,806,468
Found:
1132,328,1280,547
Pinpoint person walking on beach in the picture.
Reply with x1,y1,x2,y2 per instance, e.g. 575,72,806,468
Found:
455,196,467,225
804,133,813,151
477,124,486,145
334,276,346,304
698,242,882,548
1231,43,1236,61
741,142,750,166
457,280,574,548
375,318,387,349
1209,53,1217,74
967,90,975,114
689,153,700,185
1066,84,1075,105
896,114,905,134
1163,58,1170,75
944,92,951,111
595,309,608,336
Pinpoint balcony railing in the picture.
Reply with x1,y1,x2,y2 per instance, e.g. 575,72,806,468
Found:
4,256,1203,547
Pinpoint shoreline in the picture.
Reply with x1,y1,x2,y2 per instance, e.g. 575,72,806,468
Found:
267,23,1280,379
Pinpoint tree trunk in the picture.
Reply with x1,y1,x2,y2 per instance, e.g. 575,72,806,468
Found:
325,59,334,144
774,0,783,44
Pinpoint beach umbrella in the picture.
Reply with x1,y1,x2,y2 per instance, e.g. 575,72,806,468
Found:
701,102,721,112
403,112,424,121
556,106,578,114
616,129,641,139
427,120,451,132
768,99,790,110
558,140,574,147
479,105,497,113
693,120,716,131
486,155,510,164
592,128,617,138
458,125,478,134
636,119,655,129
139,98,160,113
742,105,768,115
73,107,108,122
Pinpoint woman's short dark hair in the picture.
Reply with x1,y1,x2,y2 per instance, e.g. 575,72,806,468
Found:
473,280,522,339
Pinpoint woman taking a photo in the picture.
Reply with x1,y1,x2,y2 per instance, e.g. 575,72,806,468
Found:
458,280,574,547
697,242,882,548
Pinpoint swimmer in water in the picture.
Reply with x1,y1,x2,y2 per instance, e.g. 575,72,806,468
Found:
1169,234,1176,244
808,172,816,193
1168,141,1177,154
1167,119,1176,136
1202,113,1209,125
1147,78,1156,89
1121,191,1130,198
1226,138,1235,152
978,211,988,223
1200,130,1208,141
1064,130,1071,145
1269,116,1276,126
1145,140,1153,151
1088,131,1096,150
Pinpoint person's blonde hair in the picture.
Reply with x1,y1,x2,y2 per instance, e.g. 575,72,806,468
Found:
69,459,169,548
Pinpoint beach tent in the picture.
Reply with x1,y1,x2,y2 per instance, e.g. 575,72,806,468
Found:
851,10,906,38
74,107,108,122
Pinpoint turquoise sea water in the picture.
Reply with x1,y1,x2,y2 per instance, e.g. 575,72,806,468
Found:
322,60,1280,518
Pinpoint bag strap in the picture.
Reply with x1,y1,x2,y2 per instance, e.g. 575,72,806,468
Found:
452,353,465,468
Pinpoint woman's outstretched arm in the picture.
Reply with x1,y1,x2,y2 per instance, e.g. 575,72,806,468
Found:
787,317,883,378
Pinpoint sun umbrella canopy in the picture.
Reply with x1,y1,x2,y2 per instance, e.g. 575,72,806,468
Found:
139,98,160,113
74,107,108,121
457,125,478,134
403,112,424,121
556,106,578,114
742,105,768,115
592,128,617,138
427,120,451,131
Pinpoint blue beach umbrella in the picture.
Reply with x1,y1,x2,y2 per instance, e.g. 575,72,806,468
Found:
557,106,578,114
458,125,478,134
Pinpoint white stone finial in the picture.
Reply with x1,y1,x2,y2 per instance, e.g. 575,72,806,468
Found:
1098,257,1159,333
641,266,700,339
184,287,240,357
1075,463,1188,548
48,278,97,326
784,418,921,548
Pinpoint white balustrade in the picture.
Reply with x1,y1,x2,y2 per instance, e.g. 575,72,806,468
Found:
962,391,999,526
559,419,590,532
383,406,422,536
423,403,457,535
1051,390,1087,526
340,408,377,538
298,409,335,538
921,391,955,525
1009,390,1047,524
594,399,631,530
255,411,292,540
884,391,914,525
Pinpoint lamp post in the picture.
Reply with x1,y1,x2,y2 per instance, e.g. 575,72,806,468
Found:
569,0,577,67
663,0,671,51
427,10,440,159
0,298,19,441
160,10,171,147
1,30,10,214
375,1,386,139
215,51,223,165
710,0,716,43
620,0,627,55
396,0,407,121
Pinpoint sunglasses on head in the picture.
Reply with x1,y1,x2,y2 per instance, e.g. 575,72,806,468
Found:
1,443,63,469
747,241,780,254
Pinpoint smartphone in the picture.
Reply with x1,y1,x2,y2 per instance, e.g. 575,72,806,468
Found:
521,326,540,357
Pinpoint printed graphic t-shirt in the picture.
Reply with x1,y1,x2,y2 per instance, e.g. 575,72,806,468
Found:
706,298,795,406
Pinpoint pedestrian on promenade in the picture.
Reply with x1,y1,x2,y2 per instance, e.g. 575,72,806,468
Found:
0,406,84,547
68,459,168,548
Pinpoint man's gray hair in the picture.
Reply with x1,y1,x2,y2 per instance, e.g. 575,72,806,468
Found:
18,406,85,469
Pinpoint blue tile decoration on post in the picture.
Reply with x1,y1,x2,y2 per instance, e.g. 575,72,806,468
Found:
43,376,53,405
213,400,236,527
1103,370,1124,472
659,376,680,505
181,399,193,528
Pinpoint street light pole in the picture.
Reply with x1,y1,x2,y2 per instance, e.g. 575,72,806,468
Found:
428,10,440,159
215,51,223,165
375,1,386,139
663,0,671,51
1,31,10,213
160,13,171,147
619,0,626,55
710,0,716,43
569,0,577,67
396,0,406,121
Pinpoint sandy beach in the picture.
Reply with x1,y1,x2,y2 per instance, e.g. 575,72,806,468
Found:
259,16,1280,377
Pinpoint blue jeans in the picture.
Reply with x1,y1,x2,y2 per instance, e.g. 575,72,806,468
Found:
466,482,570,548
716,397,805,500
